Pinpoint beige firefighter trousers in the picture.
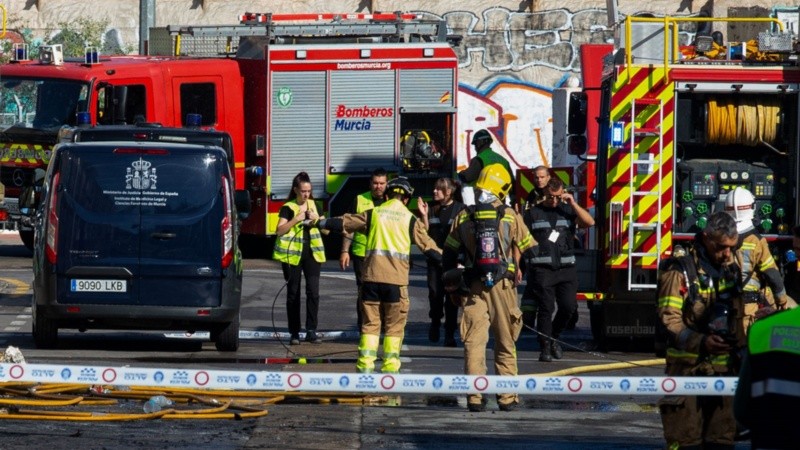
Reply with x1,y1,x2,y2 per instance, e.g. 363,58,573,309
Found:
361,286,409,337
461,278,522,407
659,361,736,447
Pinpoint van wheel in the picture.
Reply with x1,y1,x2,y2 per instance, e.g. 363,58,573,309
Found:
33,305,58,349
213,314,240,352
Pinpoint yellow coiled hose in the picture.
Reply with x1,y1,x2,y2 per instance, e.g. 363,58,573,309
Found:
707,97,780,146
0,383,386,421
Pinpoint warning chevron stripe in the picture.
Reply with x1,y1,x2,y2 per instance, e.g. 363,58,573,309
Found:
605,65,675,269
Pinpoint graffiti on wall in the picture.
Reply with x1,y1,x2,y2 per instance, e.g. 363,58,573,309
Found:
433,7,614,173
442,7,612,72
456,81,554,174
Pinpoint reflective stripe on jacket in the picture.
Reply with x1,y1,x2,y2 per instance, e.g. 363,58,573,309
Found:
366,199,413,263
742,308,800,448
273,200,326,265
525,205,576,269
657,240,740,369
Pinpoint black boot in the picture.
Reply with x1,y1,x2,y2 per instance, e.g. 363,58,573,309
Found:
443,325,457,347
565,310,578,330
428,320,440,343
538,340,552,362
551,341,563,359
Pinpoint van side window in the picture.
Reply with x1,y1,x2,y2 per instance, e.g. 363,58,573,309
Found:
96,84,147,125
180,83,217,126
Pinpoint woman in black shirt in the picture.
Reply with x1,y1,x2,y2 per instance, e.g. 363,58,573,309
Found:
419,177,465,346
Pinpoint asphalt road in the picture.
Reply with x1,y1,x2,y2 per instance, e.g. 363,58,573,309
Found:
0,230,749,449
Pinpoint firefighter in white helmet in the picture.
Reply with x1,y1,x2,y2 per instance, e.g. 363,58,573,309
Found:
317,177,441,373
724,186,797,346
442,163,535,412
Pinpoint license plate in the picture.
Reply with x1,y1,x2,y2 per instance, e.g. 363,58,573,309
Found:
70,279,127,293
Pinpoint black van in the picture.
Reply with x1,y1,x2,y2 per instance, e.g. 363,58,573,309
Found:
32,132,249,351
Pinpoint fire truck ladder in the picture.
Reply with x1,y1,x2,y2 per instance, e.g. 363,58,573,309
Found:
157,12,450,56
627,97,664,290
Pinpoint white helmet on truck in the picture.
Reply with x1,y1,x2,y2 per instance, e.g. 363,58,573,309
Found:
724,186,756,233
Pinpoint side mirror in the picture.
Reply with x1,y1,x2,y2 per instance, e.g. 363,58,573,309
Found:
234,190,252,220
567,92,587,135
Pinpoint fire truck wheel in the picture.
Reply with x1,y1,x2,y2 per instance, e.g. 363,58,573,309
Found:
19,229,34,252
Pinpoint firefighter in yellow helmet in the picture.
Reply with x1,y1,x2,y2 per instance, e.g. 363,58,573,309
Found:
318,177,441,373
458,129,514,205
442,163,535,412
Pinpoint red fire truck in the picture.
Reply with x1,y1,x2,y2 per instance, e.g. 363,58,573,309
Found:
564,14,800,348
0,12,459,252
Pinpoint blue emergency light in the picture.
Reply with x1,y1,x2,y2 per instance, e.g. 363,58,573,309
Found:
610,121,625,148
185,114,202,128
76,111,91,127
13,43,28,61
84,47,99,65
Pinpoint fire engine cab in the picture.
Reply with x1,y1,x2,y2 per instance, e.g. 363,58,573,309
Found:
565,14,800,348
0,12,459,253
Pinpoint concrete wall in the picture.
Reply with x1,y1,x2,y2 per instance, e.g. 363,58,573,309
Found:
3,0,796,170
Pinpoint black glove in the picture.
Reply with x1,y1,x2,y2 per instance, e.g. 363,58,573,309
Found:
424,250,442,267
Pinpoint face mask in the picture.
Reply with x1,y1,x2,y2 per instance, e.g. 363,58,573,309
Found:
477,190,498,204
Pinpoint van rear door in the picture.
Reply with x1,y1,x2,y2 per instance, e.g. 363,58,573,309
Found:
55,146,142,306
137,148,226,307
54,144,226,307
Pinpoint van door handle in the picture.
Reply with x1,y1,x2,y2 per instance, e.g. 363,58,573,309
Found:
151,232,176,240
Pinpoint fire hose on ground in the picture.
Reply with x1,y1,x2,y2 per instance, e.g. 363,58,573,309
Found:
0,382,398,421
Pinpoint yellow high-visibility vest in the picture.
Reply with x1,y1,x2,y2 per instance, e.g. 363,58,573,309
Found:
351,192,376,257
273,200,326,265
365,199,413,261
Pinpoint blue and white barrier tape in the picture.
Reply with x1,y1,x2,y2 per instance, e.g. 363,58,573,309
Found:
163,330,361,340
0,363,738,396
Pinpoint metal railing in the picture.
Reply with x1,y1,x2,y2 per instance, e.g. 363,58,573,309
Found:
622,15,787,80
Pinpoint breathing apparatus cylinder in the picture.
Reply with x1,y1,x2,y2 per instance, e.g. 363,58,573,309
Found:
472,203,502,287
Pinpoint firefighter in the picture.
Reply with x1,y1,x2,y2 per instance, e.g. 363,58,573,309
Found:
734,307,800,450
657,211,743,449
318,177,441,373
523,177,594,362
457,129,513,205
339,168,388,330
724,186,796,346
442,163,535,412
273,172,326,345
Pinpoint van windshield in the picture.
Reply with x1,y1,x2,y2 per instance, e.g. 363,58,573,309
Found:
0,77,90,131
58,148,222,217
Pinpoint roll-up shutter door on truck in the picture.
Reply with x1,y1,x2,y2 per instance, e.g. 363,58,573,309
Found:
270,71,327,199
329,70,397,174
